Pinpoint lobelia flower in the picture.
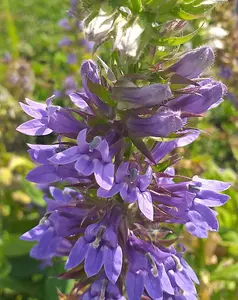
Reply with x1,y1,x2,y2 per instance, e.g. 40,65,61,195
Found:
127,107,184,138
26,143,90,185
112,83,173,110
125,233,198,300
80,273,126,300
66,207,122,283
49,128,115,190
168,79,226,114
80,59,112,115
166,46,215,79
17,96,86,136
20,187,89,261
152,174,230,238
98,162,154,221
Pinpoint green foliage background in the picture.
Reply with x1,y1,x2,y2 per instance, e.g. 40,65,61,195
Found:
0,0,237,299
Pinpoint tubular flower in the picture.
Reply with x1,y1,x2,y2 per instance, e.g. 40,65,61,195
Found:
18,55,230,300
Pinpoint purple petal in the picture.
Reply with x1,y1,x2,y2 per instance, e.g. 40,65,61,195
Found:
17,119,52,136
26,165,60,184
65,237,88,269
20,102,44,118
97,183,122,198
195,190,229,207
126,271,144,300
191,203,218,230
85,245,104,277
104,246,122,283
76,129,89,151
174,271,196,293
144,270,162,299
116,162,129,183
20,224,49,241
49,186,70,203
75,155,94,176
49,146,80,165
69,92,93,114
138,166,152,191
185,222,208,238
94,161,114,190
25,98,47,109
137,189,154,221
160,264,174,295
96,139,111,162
192,176,231,191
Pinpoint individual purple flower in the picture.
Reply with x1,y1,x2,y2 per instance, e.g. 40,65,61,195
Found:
63,76,77,94
20,203,88,260
43,186,83,212
168,79,226,114
98,162,154,221
49,128,114,190
80,273,125,300
67,53,77,65
112,83,173,110
27,143,90,184
17,96,86,136
152,176,230,238
81,60,111,115
58,18,71,30
163,247,199,299
151,130,200,163
69,91,93,115
127,108,184,138
66,207,122,284
166,46,214,79
218,66,232,80
58,37,72,47
125,233,198,299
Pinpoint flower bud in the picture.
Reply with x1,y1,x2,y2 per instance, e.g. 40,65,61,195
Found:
113,83,172,110
167,46,214,79
84,10,115,44
127,108,183,137
114,20,144,57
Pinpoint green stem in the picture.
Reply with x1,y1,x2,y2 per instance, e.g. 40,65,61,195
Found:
3,0,19,58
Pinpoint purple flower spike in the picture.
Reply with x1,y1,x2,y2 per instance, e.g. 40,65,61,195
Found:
49,129,115,190
167,46,214,79
66,207,122,283
113,83,173,110
98,163,154,220
127,108,184,138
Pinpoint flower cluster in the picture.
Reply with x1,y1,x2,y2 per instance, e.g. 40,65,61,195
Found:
18,47,230,299
54,0,94,99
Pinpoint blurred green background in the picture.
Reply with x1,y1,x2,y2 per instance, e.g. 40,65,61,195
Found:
0,0,238,299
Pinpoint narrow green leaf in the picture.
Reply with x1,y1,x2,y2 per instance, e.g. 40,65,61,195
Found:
171,7,204,19
156,28,199,46
130,0,143,12
87,79,116,107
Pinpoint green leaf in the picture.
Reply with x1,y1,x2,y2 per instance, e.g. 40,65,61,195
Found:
130,0,143,12
87,79,116,107
45,262,74,300
2,233,35,257
22,180,45,207
171,7,204,19
155,28,200,46
211,263,238,281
